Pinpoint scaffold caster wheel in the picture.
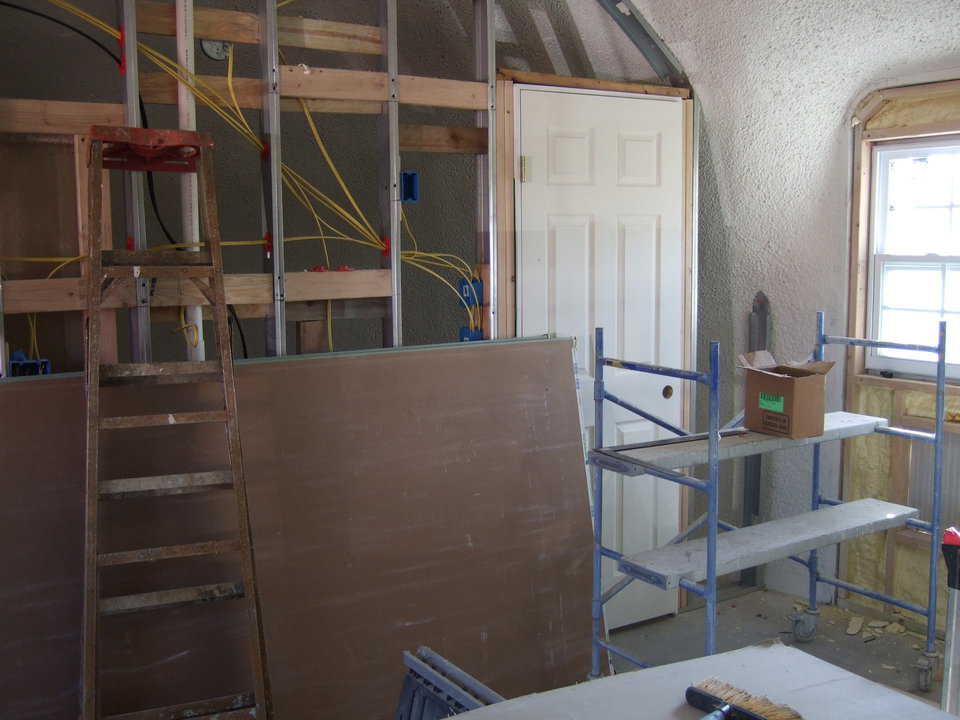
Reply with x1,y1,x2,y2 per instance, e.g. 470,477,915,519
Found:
917,655,935,692
792,610,818,643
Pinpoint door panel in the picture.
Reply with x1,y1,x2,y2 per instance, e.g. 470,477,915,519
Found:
516,85,686,629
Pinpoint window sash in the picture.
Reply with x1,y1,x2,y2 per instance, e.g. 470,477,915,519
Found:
867,138,960,379
873,140,960,257
867,256,959,377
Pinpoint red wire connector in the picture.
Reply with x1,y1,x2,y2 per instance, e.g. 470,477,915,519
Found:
308,264,351,272
125,236,135,251
263,231,273,258
260,142,270,162
381,236,391,258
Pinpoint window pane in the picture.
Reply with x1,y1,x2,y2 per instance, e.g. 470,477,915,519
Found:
949,315,960,366
880,265,942,311
888,154,951,207
878,309,940,361
881,148,960,256
884,206,952,255
947,269,960,312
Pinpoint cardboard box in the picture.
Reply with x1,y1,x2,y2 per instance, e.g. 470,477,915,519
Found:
738,351,834,439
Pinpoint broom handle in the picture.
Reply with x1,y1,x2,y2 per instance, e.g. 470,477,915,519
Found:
698,709,730,720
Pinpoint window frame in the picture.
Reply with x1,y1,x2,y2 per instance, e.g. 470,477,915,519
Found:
865,136,960,379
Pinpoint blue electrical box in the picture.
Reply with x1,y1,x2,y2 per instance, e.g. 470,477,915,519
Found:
401,170,419,202
458,277,483,307
459,327,484,342
9,350,51,377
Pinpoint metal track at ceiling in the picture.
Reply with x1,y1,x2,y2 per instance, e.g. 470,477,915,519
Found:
594,0,687,87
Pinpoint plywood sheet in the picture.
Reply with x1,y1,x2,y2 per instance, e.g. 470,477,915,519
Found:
241,339,591,717
0,338,591,718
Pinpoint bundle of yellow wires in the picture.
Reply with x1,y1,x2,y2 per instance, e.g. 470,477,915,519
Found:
0,255,83,361
40,0,484,352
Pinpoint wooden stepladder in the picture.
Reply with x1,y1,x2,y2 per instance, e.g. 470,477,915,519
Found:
82,126,269,719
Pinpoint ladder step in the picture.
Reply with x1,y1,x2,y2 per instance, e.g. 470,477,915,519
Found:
101,410,227,429
103,265,214,279
104,692,255,719
98,539,242,567
103,249,212,266
99,471,233,498
100,361,222,387
100,582,244,616
618,498,918,591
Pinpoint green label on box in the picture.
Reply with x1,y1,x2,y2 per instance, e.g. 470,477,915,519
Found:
759,392,784,413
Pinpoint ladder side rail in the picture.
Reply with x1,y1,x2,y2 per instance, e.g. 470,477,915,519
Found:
197,142,272,716
820,314,947,662
591,327,719,674
590,328,605,678
704,340,720,656
927,320,948,657
806,312,826,620
82,137,105,719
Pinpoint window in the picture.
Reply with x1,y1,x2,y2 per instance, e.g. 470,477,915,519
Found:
867,138,960,378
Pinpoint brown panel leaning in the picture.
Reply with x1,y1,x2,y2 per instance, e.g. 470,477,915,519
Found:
0,338,591,718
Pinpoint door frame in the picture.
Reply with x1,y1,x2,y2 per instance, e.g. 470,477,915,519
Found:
495,71,698,549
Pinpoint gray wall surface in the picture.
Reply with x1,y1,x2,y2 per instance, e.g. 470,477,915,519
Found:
0,0,655,358
631,0,960,597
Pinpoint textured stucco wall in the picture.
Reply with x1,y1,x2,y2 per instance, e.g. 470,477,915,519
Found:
630,0,960,596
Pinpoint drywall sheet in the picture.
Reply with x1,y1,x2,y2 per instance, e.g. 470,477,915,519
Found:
459,641,956,719
0,338,591,718
242,339,591,717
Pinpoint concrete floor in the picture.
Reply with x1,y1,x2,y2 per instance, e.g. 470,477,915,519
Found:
610,588,944,702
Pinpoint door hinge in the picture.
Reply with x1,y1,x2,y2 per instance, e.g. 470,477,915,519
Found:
519,155,530,183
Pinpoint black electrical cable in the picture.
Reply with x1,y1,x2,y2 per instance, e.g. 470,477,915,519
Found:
1,0,249,359
138,98,250,360
0,0,120,63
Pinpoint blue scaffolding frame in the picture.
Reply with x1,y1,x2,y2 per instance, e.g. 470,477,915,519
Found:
587,311,948,679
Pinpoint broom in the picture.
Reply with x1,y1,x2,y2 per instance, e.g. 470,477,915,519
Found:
685,679,803,720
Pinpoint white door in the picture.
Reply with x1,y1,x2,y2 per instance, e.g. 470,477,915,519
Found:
515,85,686,630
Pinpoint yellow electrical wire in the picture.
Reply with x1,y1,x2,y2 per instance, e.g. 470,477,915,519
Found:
401,208,419,252
22,255,85,360
226,43,257,141
173,306,200,348
403,252,481,327
295,96,377,241
0,255,81,263
50,0,381,248
46,0,479,332
404,258,475,328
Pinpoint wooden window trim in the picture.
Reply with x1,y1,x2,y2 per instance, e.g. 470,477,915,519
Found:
846,79,960,404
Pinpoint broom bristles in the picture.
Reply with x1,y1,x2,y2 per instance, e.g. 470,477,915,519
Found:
695,678,803,720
